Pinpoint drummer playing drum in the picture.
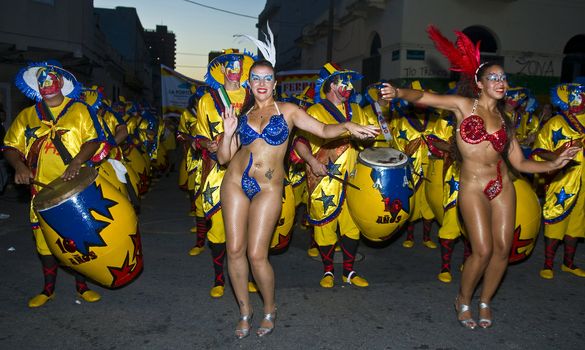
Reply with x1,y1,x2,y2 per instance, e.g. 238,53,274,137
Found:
2,61,106,308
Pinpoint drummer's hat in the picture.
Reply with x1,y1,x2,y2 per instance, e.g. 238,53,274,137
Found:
205,49,256,90
364,80,387,106
80,85,104,112
188,85,209,108
551,83,585,112
505,86,529,108
288,85,315,109
15,60,81,102
314,62,363,103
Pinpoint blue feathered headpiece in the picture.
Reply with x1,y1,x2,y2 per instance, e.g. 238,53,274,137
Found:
14,60,81,102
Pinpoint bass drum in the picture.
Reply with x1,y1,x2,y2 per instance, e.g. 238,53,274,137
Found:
509,177,541,263
33,167,142,288
347,147,413,241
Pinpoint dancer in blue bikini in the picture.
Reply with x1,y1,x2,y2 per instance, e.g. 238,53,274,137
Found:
217,38,379,337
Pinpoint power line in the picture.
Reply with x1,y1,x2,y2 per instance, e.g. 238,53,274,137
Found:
182,0,257,20
177,52,208,56
176,65,208,68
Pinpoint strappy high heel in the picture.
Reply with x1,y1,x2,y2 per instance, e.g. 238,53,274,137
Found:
235,312,253,339
478,301,493,329
454,297,476,330
256,308,277,337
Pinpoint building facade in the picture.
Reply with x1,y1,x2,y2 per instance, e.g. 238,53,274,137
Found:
261,0,585,96
0,0,164,123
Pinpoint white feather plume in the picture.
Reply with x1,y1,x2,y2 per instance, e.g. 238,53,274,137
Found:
235,21,276,67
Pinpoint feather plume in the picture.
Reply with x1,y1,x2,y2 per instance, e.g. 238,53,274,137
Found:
426,25,481,77
234,21,276,67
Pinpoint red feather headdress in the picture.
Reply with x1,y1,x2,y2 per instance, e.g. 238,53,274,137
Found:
426,25,481,80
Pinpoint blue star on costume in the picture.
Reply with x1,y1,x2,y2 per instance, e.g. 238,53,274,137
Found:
203,183,219,206
316,189,336,214
326,159,342,177
398,129,408,141
41,182,116,256
208,120,220,138
551,128,567,147
554,187,574,208
24,125,40,143
447,175,459,196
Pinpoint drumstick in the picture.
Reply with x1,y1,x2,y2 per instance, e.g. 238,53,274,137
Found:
32,180,55,190
327,172,361,190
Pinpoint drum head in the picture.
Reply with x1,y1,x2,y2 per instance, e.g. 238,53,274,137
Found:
33,167,99,211
358,147,408,168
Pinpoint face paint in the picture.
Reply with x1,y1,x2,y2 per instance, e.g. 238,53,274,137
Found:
568,89,585,114
335,75,353,99
37,68,62,97
250,73,274,84
224,59,242,82
485,73,507,83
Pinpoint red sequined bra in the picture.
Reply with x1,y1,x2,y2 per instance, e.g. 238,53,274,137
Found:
458,100,507,153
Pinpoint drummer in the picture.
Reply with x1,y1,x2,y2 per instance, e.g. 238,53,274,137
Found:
2,61,106,307
294,62,374,288
388,81,436,249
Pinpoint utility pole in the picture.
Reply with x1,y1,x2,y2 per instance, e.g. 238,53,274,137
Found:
326,0,334,62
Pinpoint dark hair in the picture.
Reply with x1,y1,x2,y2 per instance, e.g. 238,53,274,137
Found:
323,76,342,94
450,61,514,161
239,59,275,117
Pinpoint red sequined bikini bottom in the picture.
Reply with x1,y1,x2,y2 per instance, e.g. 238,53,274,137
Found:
483,160,503,201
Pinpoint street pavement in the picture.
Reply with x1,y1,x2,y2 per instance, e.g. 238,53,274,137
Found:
1,168,584,350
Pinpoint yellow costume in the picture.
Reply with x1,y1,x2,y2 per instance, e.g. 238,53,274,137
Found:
532,83,585,279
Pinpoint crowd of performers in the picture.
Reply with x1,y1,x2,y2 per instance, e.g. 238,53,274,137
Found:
2,25,583,336
2,60,173,307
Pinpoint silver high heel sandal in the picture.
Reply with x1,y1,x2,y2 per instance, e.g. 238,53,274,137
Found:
478,301,493,329
256,309,277,337
454,297,477,330
235,312,253,339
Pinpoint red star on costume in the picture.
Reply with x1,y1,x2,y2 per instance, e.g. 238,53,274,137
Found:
270,232,291,252
138,171,149,195
509,225,534,264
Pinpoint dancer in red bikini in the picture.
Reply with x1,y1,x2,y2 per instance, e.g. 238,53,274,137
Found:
380,26,580,329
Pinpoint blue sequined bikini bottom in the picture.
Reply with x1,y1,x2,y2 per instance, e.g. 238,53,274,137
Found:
241,153,261,200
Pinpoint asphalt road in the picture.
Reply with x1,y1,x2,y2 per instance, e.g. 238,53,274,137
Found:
1,169,584,350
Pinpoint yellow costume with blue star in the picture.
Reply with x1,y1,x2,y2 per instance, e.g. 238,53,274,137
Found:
532,83,585,279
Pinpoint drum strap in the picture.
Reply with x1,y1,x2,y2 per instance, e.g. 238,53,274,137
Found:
39,101,74,165
371,101,392,142
306,138,350,194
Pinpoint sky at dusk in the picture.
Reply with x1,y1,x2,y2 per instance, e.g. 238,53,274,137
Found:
93,0,267,81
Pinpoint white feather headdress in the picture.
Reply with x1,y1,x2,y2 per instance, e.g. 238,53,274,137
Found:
234,21,276,67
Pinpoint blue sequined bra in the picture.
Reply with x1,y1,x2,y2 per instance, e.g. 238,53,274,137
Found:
238,102,289,146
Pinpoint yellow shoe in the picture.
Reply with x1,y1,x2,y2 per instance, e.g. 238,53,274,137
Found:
190,226,197,233
307,247,319,258
188,246,205,256
402,240,414,248
342,271,369,287
320,272,334,288
438,271,452,283
248,281,258,293
539,268,554,279
78,290,101,303
28,293,54,308
188,210,196,217
561,265,585,277
423,240,437,249
210,285,224,298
